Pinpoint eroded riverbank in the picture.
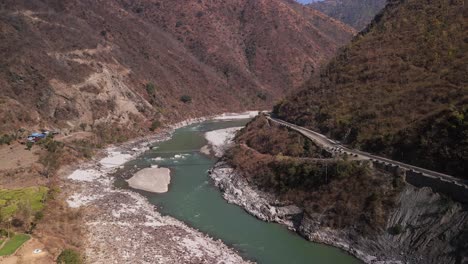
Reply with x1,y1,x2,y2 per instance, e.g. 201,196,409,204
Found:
209,162,373,263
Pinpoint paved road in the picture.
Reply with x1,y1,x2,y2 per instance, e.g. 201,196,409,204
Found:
267,116,467,186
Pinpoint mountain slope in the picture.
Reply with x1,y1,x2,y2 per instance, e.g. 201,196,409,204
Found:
308,0,387,30
221,115,468,263
274,0,468,178
0,0,354,134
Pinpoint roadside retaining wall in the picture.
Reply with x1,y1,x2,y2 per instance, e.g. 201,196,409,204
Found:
405,170,468,204
371,160,468,204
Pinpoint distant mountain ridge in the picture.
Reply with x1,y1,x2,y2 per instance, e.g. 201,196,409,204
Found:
307,0,387,30
0,0,354,133
275,0,468,178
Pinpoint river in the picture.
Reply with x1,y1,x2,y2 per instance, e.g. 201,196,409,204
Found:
115,118,360,264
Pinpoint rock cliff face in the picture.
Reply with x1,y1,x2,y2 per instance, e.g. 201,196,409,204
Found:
210,164,300,230
210,163,468,264
0,0,354,133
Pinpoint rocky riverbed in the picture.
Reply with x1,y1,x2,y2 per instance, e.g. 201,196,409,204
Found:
64,119,252,264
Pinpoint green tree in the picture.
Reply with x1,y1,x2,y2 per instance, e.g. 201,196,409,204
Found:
57,249,83,264
150,120,161,131
146,83,156,96
180,95,192,103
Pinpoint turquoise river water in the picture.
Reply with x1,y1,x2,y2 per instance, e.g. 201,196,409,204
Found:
116,119,360,264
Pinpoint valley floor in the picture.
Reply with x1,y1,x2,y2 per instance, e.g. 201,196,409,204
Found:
0,114,255,263
64,133,249,263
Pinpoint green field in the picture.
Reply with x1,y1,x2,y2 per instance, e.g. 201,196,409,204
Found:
0,187,48,218
0,234,30,256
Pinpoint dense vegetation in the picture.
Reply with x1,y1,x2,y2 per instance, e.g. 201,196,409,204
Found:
275,0,467,178
57,249,83,264
308,0,387,31
226,116,402,234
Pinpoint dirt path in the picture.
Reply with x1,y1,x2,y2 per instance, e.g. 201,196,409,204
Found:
55,131,94,143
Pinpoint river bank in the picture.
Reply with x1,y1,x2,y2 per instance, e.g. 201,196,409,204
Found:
63,114,259,263
209,162,374,263
110,117,360,263
208,126,468,264
205,125,374,262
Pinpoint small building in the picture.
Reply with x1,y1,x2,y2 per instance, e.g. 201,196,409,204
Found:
27,132,46,142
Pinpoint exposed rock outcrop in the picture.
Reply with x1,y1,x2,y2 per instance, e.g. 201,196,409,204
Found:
210,162,468,264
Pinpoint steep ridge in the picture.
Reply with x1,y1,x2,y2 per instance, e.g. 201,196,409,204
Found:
0,0,354,134
215,115,468,263
274,0,467,178
307,0,387,30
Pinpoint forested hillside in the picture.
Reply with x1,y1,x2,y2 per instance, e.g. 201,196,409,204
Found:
275,0,467,178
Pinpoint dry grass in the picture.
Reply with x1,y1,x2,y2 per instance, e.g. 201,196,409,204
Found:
226,116,403,234
236,115,330,158
274,0,467,178
33,192,84,258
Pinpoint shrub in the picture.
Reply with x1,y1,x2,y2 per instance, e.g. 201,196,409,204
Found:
11,218,24,228
150,120,161,131
25,141,33,151
145,83,156,96
388,224,404,235
39,150,63,178
180,95,192,103
0,134,14,145
256,92,267,101
47,186,61,200
57,249,83,264
40,138,64,153
134,7,144,14
34,211,44,221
